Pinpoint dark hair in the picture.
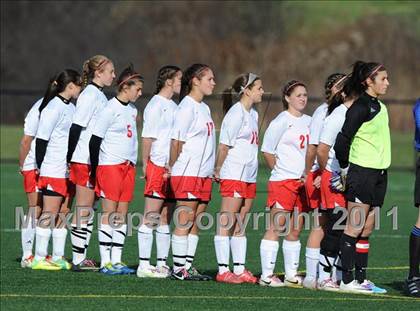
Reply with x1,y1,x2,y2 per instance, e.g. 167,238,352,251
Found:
39,69,81,114
282,80,306,109
179,63,211,101
325,73,346,101
155,65,181,94
343,61,386,98
116,64,144,93
222,73,261,114
82,55,112,88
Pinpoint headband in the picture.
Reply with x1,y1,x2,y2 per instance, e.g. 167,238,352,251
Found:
331,75,348,90
97,59,109,70
367,64,384,79
239,73,259,95
285,81,303,94
118,74,142,87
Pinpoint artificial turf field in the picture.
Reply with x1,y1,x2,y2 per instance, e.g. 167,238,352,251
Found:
1,127,419,310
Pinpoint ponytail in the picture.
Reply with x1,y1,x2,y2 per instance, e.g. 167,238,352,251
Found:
222,87,234,115
39,69,81,114
327,92,345,116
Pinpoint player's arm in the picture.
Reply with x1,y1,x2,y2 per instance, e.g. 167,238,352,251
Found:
316,143,331,171
214,143,230,179
88,135,102,179
261,118,287,171
169,139,185,168
334,102,368,169
304,144,317,176
66,124,83,163
141,104,159,176
35,107,60,169
19,135,33,169
262,152,276,170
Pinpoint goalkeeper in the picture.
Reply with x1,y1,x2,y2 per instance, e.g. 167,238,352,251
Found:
333,61,391,293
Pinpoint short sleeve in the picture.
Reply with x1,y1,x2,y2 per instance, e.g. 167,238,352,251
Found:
141,102,160,139
320,115,342,147
36,106,61,141
308,107,326,145
92,107,114,138
24,99,42,136
219,108,243,147
72,92,96,127
261,118,287,154
170,104,194,142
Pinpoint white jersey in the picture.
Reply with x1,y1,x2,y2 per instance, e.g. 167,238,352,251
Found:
141,94,177,167
92,97,138,165
320,104,348,173
308,103,328,171
71,84,108,164
219,102,259,182
22,98,42,171
261,111,311,181
36,96,75,178
170,95,216,178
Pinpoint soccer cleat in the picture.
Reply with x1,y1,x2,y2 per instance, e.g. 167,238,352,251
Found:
155,265,172,278
216,271,244,284
113,262,135,275
137,265,161,278
339,280,373,294
284,275,304,288
259,275,285,287
50,257,72,270
360,280,387,294
187,266,212,281
31,258,61,271
99,262,121,275
405,278,420,298
318,278,340,292
171,268,193,281
235,269,258,284
303,276,317,290
71,258,99,272
21,255,34,268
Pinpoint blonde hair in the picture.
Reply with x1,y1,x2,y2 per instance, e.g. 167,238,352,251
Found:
82,55,111,88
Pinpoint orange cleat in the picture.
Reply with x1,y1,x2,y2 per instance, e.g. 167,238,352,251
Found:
216,271,244,284
236,269,258,284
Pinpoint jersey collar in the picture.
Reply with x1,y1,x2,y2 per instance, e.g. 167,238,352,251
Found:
57,95,70,104
90,82,104,91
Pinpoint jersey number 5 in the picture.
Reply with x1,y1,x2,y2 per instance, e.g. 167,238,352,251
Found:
299,134,309,149
127,125,133,138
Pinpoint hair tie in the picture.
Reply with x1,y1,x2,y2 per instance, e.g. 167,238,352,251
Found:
52,81,58,86
118,74,142,87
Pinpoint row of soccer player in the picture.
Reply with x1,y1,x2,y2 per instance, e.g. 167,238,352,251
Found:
19,55,391,294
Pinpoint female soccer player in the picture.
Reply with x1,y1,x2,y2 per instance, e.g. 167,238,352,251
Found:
169,63,216,281
89,65,143,275
303,73,346,289
67,55,115,271
32,69,82,270
19,97,43,268
259,80,311,287
405,98,420,297
334,61,391,294
213,73,263,284
137,65,182,278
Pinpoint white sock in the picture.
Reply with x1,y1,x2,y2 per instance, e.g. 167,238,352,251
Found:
71,224,87,265
318,254,335,283
35,226,51,261
156,225,171,267
185,234,199,270
52,228,67,261
84,214,94,256
21,215,36,259
282,239,301,279
231,236,247,275
214,235,230,273
260,239,279,279
138,224,153,269
111,224,127,265
305,247,320,280
172,234,187,273
98,224,112,267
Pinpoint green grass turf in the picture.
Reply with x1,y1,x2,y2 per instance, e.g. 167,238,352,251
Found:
1,162,419,310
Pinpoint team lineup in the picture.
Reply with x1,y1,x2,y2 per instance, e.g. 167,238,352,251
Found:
17,55,420,297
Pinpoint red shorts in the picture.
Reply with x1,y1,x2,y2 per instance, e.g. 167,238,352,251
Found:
266,179,309,212
22,169,40,193
38,176,75,197
220,179,256,199
69,163,95,189
320,170,346,209
144,160,173,199
170,176,212,202
95,162,136,202
305,170,321,209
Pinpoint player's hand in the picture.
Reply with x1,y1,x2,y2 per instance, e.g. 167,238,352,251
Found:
213,169,220,183
330,167,348,192
162,164,171,180
313,175,321,189
139,164,147,180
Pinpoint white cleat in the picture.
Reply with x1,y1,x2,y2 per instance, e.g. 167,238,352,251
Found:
259,274,285,287
136,265,161,278
155,265,172,278
339,280,373,294
318,278,340,291
303,276,317,289
284,275,304,288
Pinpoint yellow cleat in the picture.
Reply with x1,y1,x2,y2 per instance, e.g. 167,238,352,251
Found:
31,258,61,271
50,257,72,270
